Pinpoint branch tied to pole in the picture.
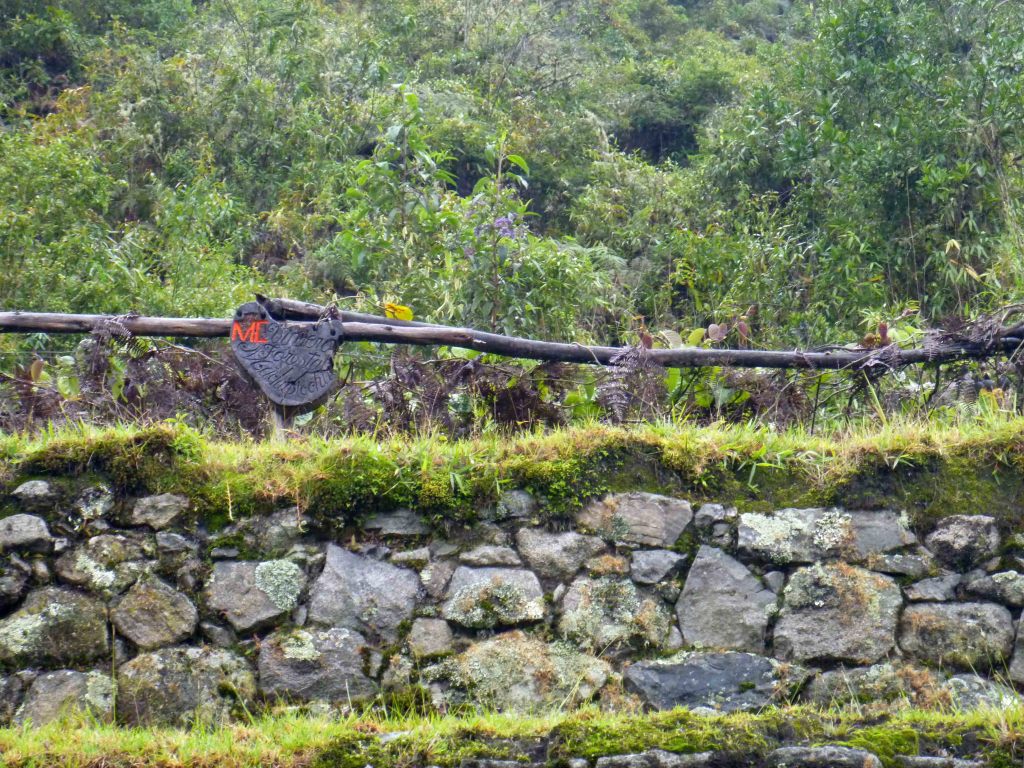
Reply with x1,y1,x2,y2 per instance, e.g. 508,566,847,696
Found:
2,295,1024,413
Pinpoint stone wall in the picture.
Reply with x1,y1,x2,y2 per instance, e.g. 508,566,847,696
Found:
2,478,1024,726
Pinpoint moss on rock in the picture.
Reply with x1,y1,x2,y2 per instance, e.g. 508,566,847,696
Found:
5,421,1024,541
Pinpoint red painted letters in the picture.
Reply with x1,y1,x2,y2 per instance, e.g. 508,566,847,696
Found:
231,319,269,343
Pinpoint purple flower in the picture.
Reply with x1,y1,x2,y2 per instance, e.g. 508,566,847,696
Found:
494,215,515,238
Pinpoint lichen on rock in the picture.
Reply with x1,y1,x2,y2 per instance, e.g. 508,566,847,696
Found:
738,508,914,565
258,627,377,703
205,559,307,634
117,646,256,726
428,630,609,712
254,559,304,611
442,566,545,629
280,629,322,662
899,602,1014,670
112,576,198,650
577,493,693,547
55,534,151,596
558,576,673,651
774,563,901,664
0,586,109,667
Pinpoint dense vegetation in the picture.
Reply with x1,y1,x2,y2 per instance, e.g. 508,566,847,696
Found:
4,0,1023,349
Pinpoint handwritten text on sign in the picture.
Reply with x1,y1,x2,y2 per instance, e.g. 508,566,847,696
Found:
230,305,343,409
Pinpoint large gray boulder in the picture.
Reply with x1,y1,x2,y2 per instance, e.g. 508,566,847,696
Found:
13,670,114,726
869,549,937,578
515,528,606,580
55,534,151,595
0,514,52,553
363,509,430,537
429,631,609,711
924,515,1000,570
112,577,198,650
558,576,674,651
460,545,522,567
630,549,687,585
0,586,109,667
676,546,775,653
204,559,305,634
737,508,915,565
766,747,882,768
442,566,544,629
623,652,804,712
577,493,692,547
129,494,189,530
595,750,713,768
773,563,901,664
117,646,255,726
258,627,377,703
899,602,1014,670
308,544,419,642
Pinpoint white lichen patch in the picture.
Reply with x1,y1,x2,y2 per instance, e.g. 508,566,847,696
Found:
254,560,304,611
446,580,544,627
433,631,610,711
74,552,117,590
549,640,611,697
740,511,810,563
84,671,115,712
812,509,855,554
559,577,671,650
75,485,114,520
0,612,46,657
279,630,321,662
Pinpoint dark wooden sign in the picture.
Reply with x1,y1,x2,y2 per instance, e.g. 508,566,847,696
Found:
230,301,344,409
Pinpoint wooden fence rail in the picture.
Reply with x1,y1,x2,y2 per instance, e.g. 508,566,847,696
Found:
1,303,1022,372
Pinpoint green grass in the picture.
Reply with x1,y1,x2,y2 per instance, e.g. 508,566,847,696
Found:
1,704,1023,768
5,409,1024,535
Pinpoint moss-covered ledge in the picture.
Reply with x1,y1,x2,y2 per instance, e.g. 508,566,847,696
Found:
1,704,1021,768
3,416,1024,534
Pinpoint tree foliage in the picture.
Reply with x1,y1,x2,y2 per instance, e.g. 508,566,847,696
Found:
2,0,1023,354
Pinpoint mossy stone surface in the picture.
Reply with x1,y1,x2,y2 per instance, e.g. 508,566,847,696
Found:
0,586,109,669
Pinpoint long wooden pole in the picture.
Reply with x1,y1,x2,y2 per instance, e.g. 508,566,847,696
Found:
0,309,1020,371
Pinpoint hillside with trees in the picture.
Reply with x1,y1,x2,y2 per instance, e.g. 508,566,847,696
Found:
4,0,1022,346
